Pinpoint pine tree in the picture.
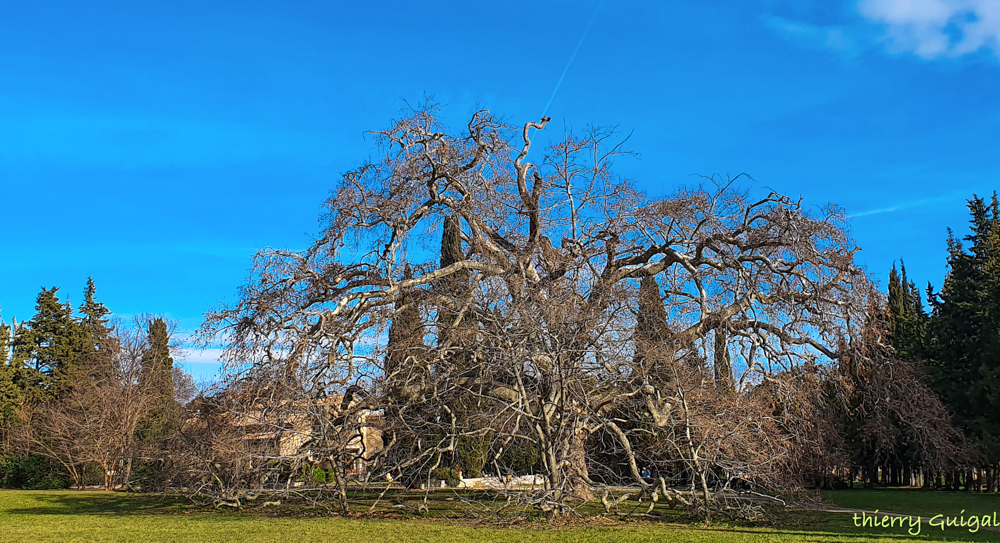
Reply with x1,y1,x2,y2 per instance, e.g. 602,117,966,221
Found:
80,278,112,340
0,318,22,427
138,318,177,441
11,288,89,399
78,278,117,379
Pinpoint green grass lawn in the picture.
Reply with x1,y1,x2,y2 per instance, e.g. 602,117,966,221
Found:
1,489,998,542
824,488,1000,518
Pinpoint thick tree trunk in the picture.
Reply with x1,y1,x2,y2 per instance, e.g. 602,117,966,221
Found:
713,329,733,390
564,429,594,502
334,464,350,514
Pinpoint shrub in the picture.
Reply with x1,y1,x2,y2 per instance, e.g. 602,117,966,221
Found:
0,454,71,490
130,460,170,492
431,467,462,488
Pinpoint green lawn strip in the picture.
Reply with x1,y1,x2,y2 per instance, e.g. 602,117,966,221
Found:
1,490,997,543
820,489,1000,540
824,489,1000,518
785,506,1000,542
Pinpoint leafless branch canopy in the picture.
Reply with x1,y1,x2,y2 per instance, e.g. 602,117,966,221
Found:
198,103,873,519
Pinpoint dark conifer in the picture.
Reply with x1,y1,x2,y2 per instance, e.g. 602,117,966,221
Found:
926,193,1000,463
887,261,927,361
11,287,89,398
385,265,425,382
435,214,477,383
0,318,21,426
437,215,470,342
635,276,667,361
634,275,677,384
382,265,429,486
80,278,111,338
138,318,177,441
78,278,117,378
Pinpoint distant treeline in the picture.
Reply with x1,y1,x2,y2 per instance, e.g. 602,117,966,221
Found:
0,279,194,489
869,193,1000,491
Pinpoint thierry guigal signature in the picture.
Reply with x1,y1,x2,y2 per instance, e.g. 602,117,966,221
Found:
853,510,999,536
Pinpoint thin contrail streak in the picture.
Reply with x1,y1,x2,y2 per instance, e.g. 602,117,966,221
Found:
542,0,605,117
850,190,973,218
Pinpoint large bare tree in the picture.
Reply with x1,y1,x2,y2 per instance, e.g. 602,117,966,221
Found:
200,103,872,518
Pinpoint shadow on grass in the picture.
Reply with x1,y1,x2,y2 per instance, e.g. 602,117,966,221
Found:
1,491,196,516
698,527,925,542
776,507,1000,543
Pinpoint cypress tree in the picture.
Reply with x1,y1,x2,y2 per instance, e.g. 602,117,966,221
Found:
383,265,429,486
634,275,674,383
713,328,733,390
887,261,927,361
437,217,488,476
138,318,177,441
440,216,466,275
437,215,470,345
385,265,425,382
435,214,478,384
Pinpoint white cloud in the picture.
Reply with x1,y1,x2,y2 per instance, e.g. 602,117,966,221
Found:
858,0,1000,58
176,347,225,365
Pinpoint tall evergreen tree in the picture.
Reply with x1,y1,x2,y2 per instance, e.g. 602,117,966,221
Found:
436,216,490,475
78,278,117,379
11,288,89,399
439,216,469,286
437,215,471,352
927,194,1000,463
0,318,21,427
634,276,667,362
887,261,927,361
80,278,112,340
634,275,677,385
382,265,430,484
138,318,177,441
385,265,426,382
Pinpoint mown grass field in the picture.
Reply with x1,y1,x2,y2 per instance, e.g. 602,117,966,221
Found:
2,489,999,542
824,488,1000,519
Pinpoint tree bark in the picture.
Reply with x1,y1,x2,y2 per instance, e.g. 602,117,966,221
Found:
564,429,594,502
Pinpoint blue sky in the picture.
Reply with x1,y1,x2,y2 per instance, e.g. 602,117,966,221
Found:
2,0,999,381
